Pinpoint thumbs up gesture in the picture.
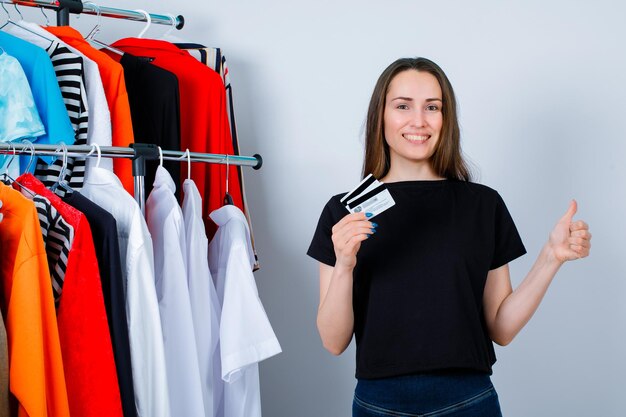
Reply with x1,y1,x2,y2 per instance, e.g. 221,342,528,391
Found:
548,200,592,263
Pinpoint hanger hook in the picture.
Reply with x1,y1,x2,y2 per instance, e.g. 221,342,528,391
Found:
2,143,17,178
135,9,151,38
177,149,191,180
56,142,69,183
84,2,102,40
158,146,163,167
39,6,50,26
92,143,102,168
1,1,12,22
161,13,177,39
186,149,191,180
13,3,23,21
86,143,103,168
21,139,36,173
225,154,230,195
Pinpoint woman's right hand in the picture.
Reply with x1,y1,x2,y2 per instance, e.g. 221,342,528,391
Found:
331,212,376,269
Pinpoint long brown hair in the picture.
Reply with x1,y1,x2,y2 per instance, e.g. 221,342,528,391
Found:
362,57,472,181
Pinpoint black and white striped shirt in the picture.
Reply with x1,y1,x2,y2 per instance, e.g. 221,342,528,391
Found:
33,194,74,305
34,41,89,193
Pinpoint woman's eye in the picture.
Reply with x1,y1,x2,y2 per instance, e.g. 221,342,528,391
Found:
396,104,409,110
426,105,439,111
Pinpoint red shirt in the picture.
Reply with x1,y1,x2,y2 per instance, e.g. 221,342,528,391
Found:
107,39,244,238
15,175,123,417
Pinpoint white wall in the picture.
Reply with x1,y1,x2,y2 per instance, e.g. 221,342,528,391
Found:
18,0,625,415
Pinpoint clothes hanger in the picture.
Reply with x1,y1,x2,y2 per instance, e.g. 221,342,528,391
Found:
135,9,151,39
0,1,55,46
39,6,50,26
83,2,125,55
49,142,73,195
157,146,163,168
87,143,103,168
223,154,233,206
1,143,17,185
0,1,15,29
6,140,37,197
176,148,192,180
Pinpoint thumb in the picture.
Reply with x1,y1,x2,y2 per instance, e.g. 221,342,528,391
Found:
559,199,577,223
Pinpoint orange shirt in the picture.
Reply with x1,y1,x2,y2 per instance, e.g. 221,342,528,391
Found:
44,26,135,195
0,184,70,417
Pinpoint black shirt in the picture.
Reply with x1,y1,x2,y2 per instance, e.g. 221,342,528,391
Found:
63,191,137,417
307,180,527,379
120,53,181,200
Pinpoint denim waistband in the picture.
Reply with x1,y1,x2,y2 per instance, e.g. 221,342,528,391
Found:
355,370,494,414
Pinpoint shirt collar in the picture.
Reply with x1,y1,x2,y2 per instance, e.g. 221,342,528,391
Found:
84,167,125,187
210,205,255,267
153,166,176,193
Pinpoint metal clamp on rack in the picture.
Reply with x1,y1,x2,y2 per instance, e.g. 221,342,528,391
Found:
57,0,83,25
130,143,160,214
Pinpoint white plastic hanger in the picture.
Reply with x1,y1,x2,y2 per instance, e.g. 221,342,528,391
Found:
135,9,151,38
87,143,102,168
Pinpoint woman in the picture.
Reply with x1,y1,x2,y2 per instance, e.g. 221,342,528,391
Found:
307,57,591,416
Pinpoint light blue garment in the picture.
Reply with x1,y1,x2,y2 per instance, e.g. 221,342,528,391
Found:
0,50,45,142
0,31,75,173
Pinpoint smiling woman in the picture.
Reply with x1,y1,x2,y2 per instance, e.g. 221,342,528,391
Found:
307,57,592,417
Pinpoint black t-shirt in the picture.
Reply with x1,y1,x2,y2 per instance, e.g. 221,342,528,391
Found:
307,179,527,379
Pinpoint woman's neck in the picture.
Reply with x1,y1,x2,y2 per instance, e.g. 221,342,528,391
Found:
380,163,444,183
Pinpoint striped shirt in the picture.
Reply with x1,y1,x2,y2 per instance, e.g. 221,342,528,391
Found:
33,195,74,305
34,41,89,193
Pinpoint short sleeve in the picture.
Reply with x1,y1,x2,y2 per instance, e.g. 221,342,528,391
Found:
490,192,527,270
306,195,347,267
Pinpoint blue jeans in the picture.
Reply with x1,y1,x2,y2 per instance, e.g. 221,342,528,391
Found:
353,372,503,417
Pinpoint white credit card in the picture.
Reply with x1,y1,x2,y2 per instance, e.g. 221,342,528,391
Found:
341,174,395,219
346,189,395,218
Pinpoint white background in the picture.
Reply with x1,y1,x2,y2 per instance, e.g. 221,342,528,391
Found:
13,0,626,415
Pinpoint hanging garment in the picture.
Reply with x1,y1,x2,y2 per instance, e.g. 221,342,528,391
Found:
208,205,281,417
0,309,8,417
44,26,135,194
114,53,181,200
15,174,123,417
0,32,75,173
3,21,115,176
81,167,171,417
0,49,45,143
63,191,137,417
32,41,89,192
182,178,221,417
145,166,205,417
31,194,74,303
175,43,258,268
0,183,70,417
110,38,244,238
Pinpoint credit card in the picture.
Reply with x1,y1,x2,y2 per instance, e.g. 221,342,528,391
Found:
340,174,377,204
345,189,395,219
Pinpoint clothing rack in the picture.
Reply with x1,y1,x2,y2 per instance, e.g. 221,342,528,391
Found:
0,143,262,213
1,0,184,29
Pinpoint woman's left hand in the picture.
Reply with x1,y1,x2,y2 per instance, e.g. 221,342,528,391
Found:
548,199,592,264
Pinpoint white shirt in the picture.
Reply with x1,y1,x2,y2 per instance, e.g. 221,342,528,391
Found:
146,167,205,417
81,167,170,417
182,179,222,417
209,205,282,417
3,21,114,175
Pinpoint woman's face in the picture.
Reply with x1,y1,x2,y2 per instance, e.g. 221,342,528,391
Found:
383,70,443,170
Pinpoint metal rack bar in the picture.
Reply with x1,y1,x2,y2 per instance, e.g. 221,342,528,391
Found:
0,143,263,212
2,0,184,29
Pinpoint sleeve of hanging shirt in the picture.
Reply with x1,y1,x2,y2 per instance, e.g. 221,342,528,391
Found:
0,32,75,172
